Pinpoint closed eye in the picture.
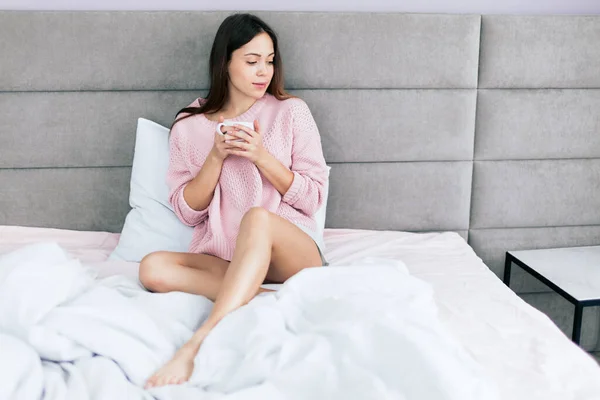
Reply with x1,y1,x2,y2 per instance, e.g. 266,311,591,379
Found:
246,61,275,65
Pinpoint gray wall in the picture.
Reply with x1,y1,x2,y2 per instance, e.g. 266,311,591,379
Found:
2,0,600,14
1,11,599,348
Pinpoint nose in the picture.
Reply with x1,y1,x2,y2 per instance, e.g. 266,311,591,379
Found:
257,61,268,75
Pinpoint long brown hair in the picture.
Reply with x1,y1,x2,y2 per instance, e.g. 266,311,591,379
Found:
170,13,294,130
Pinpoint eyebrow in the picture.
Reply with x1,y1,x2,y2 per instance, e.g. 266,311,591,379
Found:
244,52,275,57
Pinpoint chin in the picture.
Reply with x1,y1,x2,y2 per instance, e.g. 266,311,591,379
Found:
247,90,266,99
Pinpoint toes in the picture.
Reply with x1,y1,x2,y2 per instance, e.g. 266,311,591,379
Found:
145,374,161,389
158,375,170,387
144,376,155,389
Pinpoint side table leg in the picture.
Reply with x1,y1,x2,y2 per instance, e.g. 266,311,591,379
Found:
572,303,583,345
503,253,512,286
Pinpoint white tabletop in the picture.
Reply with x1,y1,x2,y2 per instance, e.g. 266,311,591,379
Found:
509,245,600,302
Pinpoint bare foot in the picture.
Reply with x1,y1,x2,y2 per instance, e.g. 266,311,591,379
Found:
144,341,201,388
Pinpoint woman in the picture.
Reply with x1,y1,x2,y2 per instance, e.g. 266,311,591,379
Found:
140,13,329,388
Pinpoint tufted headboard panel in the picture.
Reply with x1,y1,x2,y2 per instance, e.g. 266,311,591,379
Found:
1,12,599,294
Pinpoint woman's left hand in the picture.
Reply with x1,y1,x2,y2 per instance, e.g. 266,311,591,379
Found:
225,120,268,164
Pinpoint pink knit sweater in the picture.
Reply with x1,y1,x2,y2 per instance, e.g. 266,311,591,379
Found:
166,93,329,261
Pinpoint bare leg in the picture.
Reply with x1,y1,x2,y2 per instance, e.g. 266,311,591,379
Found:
139,250,272,388
139,251,272,302
145,207,323,388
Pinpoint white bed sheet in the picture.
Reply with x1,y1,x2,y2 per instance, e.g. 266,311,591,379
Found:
1,225,600,399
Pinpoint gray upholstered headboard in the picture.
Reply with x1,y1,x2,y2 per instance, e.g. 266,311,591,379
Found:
1,11,600,293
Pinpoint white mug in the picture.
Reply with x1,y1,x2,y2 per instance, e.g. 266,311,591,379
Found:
216,121,254,136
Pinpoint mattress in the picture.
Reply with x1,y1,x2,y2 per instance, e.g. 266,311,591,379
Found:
1,224,600,399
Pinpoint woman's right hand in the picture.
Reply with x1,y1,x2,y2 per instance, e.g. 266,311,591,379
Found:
211,115,236,161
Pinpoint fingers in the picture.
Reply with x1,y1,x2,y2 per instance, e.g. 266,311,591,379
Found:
221,127,239,137
254,119,260,133
226,149,248,157
218,126,233,135
216,129,236,142
226,130,251,142
226,141,251,151
234,124,258,138
219,139,245,150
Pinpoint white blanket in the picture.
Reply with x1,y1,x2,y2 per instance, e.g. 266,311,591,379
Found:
0,243,500,400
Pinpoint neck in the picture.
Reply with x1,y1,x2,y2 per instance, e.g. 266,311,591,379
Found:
221,86,259,119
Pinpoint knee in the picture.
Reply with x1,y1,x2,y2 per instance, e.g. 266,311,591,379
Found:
139,251,172,293
241,207,271,228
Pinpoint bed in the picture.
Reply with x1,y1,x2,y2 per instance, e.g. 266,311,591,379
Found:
2,224,600,399
1,10,600,400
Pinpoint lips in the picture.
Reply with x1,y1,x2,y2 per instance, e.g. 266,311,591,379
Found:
253,82,268,88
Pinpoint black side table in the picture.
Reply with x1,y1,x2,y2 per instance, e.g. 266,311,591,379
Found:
504,246,600,345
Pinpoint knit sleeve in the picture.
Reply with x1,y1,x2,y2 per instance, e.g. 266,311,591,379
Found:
166,122,209,227
282,99,329,216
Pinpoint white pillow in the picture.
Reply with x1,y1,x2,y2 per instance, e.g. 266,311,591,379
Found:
109,119,193,262
110,118,331,262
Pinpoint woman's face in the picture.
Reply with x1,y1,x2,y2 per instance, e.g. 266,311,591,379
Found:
228,32,275,100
